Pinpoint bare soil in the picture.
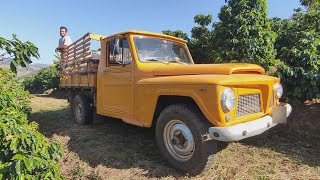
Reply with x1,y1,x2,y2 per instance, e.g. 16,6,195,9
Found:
29,95,320,179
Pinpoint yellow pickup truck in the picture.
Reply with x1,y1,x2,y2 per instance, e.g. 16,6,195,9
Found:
59,30,292,175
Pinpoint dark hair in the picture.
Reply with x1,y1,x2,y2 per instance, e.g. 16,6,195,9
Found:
60,26,68,32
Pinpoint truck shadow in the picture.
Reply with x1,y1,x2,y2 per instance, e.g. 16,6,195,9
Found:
31,107,184,178
240,125,320,167
30,107,320,178
32,90,68,100
240,102,320,168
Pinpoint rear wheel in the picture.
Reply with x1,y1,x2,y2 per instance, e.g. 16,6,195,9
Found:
156,104,217,175
69,93,75,114
73,94,93,125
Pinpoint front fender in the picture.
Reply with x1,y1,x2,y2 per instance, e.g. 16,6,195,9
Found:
137,84,224,127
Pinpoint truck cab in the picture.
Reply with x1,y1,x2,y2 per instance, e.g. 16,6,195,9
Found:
59,30,292,175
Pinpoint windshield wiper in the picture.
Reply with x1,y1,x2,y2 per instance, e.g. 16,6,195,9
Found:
167,59,188,65
145,59,169,64
145,59,161,62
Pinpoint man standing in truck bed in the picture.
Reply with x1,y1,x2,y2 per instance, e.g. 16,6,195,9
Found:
55,26,72,52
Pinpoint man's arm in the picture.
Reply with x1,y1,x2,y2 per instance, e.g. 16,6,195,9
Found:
55,36,72,52
55,45,68,52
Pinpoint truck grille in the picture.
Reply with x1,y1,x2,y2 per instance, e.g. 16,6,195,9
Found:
236,94,261,117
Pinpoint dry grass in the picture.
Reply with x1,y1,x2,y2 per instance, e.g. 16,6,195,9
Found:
29,95,320,180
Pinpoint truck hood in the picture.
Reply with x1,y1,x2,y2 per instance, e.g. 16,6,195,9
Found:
138,74,278,86
152,63,265,76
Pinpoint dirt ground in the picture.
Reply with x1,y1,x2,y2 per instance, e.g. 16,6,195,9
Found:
29,95,320,179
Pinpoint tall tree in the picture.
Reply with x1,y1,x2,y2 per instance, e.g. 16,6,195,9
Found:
163,14,214,64
300,0,320,11
212,0,276,69
189,14,215,64
162,30,189,41
0,34,40,72
274,7,320,103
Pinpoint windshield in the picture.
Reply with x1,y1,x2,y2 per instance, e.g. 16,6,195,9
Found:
133,36,192,64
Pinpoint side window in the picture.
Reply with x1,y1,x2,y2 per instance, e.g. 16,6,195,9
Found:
108,38,132,65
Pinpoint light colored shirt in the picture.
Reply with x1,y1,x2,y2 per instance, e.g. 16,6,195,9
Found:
59,35,72,46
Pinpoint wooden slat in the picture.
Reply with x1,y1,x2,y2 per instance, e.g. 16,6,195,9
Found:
67,46,75,54
75,49,91,58
74,42,91,53
68,33,90,48
74,41,88,50
76,52,92,61
59,32,102,88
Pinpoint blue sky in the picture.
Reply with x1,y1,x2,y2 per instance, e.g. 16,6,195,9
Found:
0,0,301,64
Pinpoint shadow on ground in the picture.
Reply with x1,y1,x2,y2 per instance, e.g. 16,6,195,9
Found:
31,89,68,100
240,102,320,167
31,107,184,178
30,102,320,178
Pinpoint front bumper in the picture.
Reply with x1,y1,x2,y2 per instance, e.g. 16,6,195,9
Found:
208,104,292,142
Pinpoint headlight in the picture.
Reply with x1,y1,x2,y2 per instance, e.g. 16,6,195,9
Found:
274,83,283,98
221,87,236,112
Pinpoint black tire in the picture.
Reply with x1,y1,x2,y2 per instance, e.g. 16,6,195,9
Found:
156,104,217,175
73,94,93,125
69,93,75,114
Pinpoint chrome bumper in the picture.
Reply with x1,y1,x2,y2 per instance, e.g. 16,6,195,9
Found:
208,104,292,142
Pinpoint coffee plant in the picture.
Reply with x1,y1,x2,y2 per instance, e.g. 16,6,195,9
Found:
0,68,63,179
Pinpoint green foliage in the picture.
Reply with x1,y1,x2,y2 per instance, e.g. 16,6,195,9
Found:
300,0,320,11
189,14,215,64
164,0,277,68
0,68,63,179
163,14,214,63
194,14,213,27
0,35,40,73
162,30,189,41
212,0,276,69
23,65,59,92
272,9,320,104
163,0,319,103
0,68,30,115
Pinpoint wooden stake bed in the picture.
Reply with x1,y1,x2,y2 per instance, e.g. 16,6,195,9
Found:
59,33,103,89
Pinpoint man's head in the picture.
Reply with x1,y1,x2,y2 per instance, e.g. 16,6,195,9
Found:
60,26,68,37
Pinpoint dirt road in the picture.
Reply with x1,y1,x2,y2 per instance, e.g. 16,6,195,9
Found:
30,95,320,179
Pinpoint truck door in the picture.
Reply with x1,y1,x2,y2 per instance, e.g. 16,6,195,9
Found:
100,37,134,119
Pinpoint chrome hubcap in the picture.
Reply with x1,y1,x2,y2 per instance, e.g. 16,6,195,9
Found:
163,120,195,162
76,103,82,120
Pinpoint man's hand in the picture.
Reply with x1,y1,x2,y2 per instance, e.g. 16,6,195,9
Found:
55,45,67,53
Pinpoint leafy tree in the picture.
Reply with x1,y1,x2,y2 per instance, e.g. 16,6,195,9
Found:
300,0,320,11
164,0,276,68
163,0,320,103
162,30,189,41
0,34,40,73
163,14,214,63
189,14,215,63
23,65,60,92
212,0,276,69
273,5,320,103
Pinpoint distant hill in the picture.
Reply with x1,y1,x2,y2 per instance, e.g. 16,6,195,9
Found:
31,63,50,68
0,60,50,82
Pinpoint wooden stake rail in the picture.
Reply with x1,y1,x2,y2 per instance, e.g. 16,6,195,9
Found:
59,32,102,88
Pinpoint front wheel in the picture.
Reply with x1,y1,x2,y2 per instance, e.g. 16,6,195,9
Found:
156,104,217,175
